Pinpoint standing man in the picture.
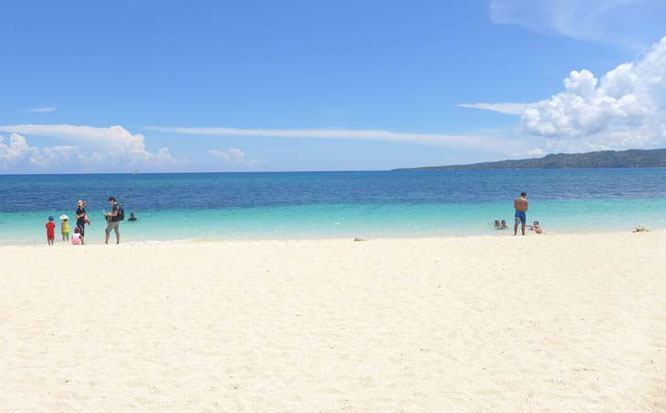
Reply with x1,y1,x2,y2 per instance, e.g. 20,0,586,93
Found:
514,192,528,236
75,200,87,245
105,197,122,244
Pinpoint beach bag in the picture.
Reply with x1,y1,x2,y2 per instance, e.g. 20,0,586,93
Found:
117,204,125,221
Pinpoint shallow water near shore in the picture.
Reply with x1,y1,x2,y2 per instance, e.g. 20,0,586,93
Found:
1,169,665,244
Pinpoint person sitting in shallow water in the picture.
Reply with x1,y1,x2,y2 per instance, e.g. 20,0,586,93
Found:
499,220,508,230
494,220,501,228
128,212,137,221
528,220,543,234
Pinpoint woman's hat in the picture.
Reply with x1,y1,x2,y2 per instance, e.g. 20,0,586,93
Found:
48,216,54,221
77,200,84,205
60,214,69,220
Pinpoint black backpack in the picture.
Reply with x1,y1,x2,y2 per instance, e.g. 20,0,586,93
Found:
117,204,125,221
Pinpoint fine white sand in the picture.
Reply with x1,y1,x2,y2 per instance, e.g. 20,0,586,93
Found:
1,232,665,411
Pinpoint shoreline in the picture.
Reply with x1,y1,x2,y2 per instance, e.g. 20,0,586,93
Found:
3,196,666,247
1,227,664,248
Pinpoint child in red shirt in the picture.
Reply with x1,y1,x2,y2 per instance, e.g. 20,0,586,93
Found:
46,216,56,245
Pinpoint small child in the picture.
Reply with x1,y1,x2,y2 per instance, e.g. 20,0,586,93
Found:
45,216,56,245
528,220,543,234
60,215,70,241
534,221,543,234
72,226,82,245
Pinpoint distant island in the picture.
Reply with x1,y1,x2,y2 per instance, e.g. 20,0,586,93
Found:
394,148,666,171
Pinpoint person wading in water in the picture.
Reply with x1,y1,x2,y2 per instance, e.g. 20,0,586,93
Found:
105,197,124,245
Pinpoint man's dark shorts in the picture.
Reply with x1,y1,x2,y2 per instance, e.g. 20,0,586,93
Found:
515,211,527,225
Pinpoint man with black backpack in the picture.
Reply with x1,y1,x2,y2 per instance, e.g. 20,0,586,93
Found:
105,196,124,244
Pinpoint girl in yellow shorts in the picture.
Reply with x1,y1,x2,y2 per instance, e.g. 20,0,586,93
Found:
60,215,70,241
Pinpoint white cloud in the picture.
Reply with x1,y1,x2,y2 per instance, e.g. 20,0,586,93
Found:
30,145,79,167
27,106,56,113
0,133,80,169
489,0,665,49
457,102,527,115
209,148,244,162
0,124,147,155
0,124,178,171
526,147,546,157
147,126,516,150
460,37,666,152
0,134,37,167
208,148,258,169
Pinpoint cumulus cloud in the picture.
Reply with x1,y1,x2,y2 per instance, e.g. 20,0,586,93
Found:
461,37,666,152
0,134,81,169
0,134,37,167
209,148,244,162
30,145,79,167
489,0,665,49
209,148,258,169
148,126,516,150
27,106,56,113
0,124,178,171
0,124,149,156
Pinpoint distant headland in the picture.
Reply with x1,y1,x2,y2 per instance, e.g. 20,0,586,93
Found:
394,148,666,171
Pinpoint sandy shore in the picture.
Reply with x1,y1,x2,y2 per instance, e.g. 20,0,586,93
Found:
1,232,665,411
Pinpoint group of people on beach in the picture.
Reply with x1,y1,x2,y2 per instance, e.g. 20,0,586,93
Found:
493,192,542,235
45,197,135,246
46,192,539,244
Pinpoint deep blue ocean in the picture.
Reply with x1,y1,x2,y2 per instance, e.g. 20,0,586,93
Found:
1,169,665,244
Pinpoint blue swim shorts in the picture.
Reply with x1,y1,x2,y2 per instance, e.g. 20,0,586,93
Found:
514,211,526,224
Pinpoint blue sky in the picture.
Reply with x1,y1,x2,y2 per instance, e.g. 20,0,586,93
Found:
1,0,665,173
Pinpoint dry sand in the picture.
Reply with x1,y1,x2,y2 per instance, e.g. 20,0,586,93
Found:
1,232,665,411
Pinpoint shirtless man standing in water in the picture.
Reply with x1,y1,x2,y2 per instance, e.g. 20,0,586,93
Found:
514,192,528,236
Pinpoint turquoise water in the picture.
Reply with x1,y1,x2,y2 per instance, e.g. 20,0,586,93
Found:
1,170,665,244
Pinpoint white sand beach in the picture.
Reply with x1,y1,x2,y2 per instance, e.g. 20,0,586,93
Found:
1,232,665,411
